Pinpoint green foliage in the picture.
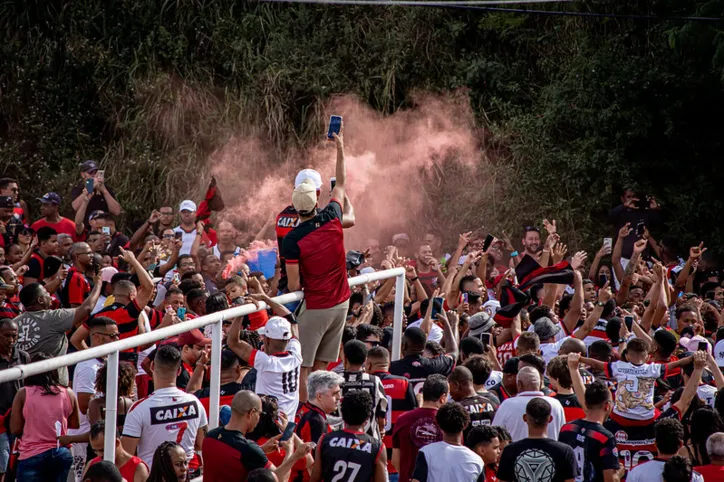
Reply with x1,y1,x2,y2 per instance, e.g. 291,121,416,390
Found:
1,0,724,255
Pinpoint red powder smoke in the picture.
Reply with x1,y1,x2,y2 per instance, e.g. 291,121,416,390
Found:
209,92,480,249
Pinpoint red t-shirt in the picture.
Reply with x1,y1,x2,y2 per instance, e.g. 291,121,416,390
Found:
88,455,147,481
693,464,724,481
62,267,91,307
30,217,77,239
391,407,442,482
280,200,350,309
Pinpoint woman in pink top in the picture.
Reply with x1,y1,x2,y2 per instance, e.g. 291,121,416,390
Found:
10,353,80,481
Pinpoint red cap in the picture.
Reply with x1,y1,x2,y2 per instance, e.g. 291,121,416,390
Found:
177,329,211,347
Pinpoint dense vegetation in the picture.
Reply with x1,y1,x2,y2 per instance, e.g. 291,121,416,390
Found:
2,0,724,255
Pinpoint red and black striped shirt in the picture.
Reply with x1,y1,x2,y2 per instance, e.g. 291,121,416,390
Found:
88,300,143,351
374,371,417,475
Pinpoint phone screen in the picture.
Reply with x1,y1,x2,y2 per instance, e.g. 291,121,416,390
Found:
698,341,708,351
101,226,111,235
482,234,495,252
96,170,105,182
599,274,607,288
430,297,444,320
462,292,469,304
330,177,336,190
174,231,183,240
177,307,186,321
327,115,342,139
86,178,94,194
480,333,491,347
280,422,297,442
624,316,634,331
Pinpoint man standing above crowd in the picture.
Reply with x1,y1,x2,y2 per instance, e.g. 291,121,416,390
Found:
60,242,95,308
71,161,121,225
174,200,200,255
0,178,29,222
31,192,76,238
282,127,354,402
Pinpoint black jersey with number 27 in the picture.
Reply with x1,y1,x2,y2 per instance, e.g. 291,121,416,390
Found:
319,429,383,482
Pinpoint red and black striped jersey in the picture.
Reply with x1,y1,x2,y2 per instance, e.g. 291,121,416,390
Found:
373,371,417,475
550,392,586,422
559,419,619,482
88,300,143,352
293,401,331,482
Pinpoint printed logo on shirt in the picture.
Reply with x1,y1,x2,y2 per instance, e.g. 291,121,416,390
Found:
514,449,556,482
615,430,628,443
150,401,200,425
17,319,41,351
409,416,442,448
328,436,374,453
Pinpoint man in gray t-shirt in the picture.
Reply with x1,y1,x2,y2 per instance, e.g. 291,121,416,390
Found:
14,278,101,386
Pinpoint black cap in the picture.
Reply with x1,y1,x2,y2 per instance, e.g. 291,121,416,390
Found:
0,196,14,208
80,160,99,173
502,356,520,374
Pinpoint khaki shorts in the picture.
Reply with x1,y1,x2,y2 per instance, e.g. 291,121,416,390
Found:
296,299,350,367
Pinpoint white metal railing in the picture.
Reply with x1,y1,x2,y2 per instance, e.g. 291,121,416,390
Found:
0,267,406,469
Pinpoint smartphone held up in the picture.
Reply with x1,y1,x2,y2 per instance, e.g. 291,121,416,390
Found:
327,115,342,139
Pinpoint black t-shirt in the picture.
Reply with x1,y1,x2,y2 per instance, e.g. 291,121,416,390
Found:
390,353,455,394
497,438,579,482
458,393,499,434
319,430,383,482
558,419,619,482
71,181,117,226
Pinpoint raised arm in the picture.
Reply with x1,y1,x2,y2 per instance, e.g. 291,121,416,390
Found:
157,239,182,278
447,252,480,309
129,210,159,250
439,310,459,359
74,192,92,236
676,243,706,291
227,317,254,362
616,238,646,306
119,247,154,308
71,271,103,328
579,356,607,372
330,124,346,203
666,355,694,371
97,182,121,216
589,242,611,281
611,223,630,283
572,281,609,340
672,351,706,415
419,289,439,337
567,353,588,411
563,269,584,335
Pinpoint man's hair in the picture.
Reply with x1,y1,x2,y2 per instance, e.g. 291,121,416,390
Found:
205,292,229,314
0,319,17,331
494,425,512,442
585,380,612,409
343,325,357,344
528,305,553,324
83,459,123,482
605,317,622,343
0,178,17,190
546,356,572,389
436,402,470,435
519,353,546,377
559,337,587,356
88,316,117,331
517,332,541,354
110,273,132,286
661,456,692,482
367,346,390,365
463,355,492,386
459,275,477,292
422,374,449,402
601,299,616,319
90,420,106,440
36,226,57,243
220,349,241,371
706,432,724,460
403,327,427,350
178,278,202,295
676,304,698,320
460,337,485,358
425,341,444,356
308,371,343,400
655,418,685,455
19,283,44,307
516,366,541,392
558,295,573,317
589,340,613,361
465,425,499,450
627,338,650,355
526,398,552,428
344,340,368,365
186,288,208,306
356,324,383,342
154,344,182,373
341,390,373,426
449,366,474,387
247,468,277,482
165,287,184,299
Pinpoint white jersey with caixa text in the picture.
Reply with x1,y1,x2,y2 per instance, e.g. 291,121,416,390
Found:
122,387,208,469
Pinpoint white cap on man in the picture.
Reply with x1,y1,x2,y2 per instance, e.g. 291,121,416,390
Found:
179,200,197,212
294,169,322,190
264,316,292,341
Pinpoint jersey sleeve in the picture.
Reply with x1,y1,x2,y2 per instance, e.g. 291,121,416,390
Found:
411,451,429,482
122,404,144,438
239,440,270,472
281,235,301,263
427,354,455,376
288,338,303,364
126,299,142,319
323,199,343,221
600,433,621,471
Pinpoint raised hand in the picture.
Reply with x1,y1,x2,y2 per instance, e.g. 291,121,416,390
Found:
633,238,647,254
598,281,612,303
458,231,473,249
545,233,560,251
571,251,587,270
618,222,632,239
689,242,707,259
148,210,160,224
552,243,568,264
543,219,557,235
597,243,612,258
567,352,581,369
405,265,418,279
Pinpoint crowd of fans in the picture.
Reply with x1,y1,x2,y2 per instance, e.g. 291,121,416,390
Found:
1,129,724,482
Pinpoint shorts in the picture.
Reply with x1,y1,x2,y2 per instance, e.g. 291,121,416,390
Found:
296,299,349,367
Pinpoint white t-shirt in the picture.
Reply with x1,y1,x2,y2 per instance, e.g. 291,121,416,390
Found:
415,441,484,482
697,383,718,408
605,361,666,420
91,295,107,315
627,458,703,482
137,312,155,376
173,226,197,256
69,358,103,436
250,338,303,419
491,391,566,442
407,318,444,343
122,387,208,469
212,245,240,258
540,336,570,366
485,370,503,389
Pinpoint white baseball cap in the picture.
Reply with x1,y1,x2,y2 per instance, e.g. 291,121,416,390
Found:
263,316,292,341
294,169,322,190
714,339,724,367
179,200,197,212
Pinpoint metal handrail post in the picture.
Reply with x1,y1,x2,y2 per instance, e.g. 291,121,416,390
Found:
104,350,119,462
208,318,223,430
391,272,406,361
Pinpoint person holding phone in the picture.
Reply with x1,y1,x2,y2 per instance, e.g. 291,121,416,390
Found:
71,161,121,227
609,187,661,260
